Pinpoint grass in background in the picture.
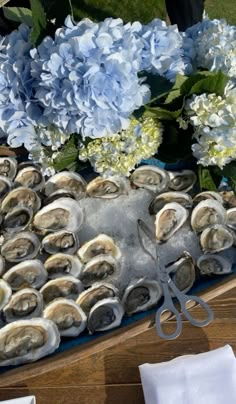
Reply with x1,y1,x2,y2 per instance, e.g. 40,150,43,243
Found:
73,0,236,25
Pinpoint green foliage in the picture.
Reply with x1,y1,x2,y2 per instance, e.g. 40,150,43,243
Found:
3,7,33,25
53,136,79,171
198,166,217,191
30,0,47,45
223,162,236,192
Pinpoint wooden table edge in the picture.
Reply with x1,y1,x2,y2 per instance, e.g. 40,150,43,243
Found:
0,274,235,388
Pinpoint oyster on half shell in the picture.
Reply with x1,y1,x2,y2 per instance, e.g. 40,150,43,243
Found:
44,254,82,279
76,282,118,315
3,206,33,233
40,276,84,305
1,232,40,263
42,231,79,255
130,165,170,193
15,167,45,192
0,157,17,180
79,254,120,287
0,176,13,200
33,198,84,234
191,200,226,233
43,298,87,337
1,187,41,213
87,297,124,333
122,279,162,315
0,318,60,366
200,225,234,253
155,202,189,243
168,170,197,192
45,171,87,200
167,252,195,294
86,176,129,199
197,254,232,275
0,279,12,310
193,191,223,206
3,288,43,323
226,207,236,231
149,191,193,215
0,256,5,276
78,234,121,263
3,260,47,291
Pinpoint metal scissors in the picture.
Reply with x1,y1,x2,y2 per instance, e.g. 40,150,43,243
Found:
137,219,214,340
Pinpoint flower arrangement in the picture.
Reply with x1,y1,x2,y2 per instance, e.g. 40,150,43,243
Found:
0,2,236,190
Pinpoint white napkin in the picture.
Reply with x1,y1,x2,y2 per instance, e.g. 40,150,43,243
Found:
0,397,35,404
139,345,236,404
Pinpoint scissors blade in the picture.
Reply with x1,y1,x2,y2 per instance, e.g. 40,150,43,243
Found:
137,219,158,264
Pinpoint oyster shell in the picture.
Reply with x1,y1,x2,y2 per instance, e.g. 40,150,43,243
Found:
167,252,195,294
86,176,129,199
0,176,13,199
40,276,84,305
155,202,189,243
3,288,43,323
193,191,223,206
76,282,118,315
0,157,17,179
15,166,45,192
191,200,226,233
168,170,197,192
197,254,232,275
42,231,79,255
87,297,124,333
78,234,121,263
79,254,120,287
1,187,41,213
0,279,12,310
220,191,236,209
0,256,5,276
122,279,162,315
200,225,234,253
3,260,47,291
3,206,33,233
226,207,236,231
43,298,87,337
0,318,60,366
44,190,76,206
1,232,40,262
45,171,87,200
33,198,84,233
44,254,82,279
149,191,193,215
130,165,170,193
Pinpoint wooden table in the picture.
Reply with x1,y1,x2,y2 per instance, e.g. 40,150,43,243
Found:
0,276,235,404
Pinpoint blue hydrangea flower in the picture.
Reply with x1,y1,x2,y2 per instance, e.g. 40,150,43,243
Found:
140,19,193,81
31,16,150,139
0,24,43,148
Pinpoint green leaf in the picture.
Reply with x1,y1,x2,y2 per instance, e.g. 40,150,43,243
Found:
30,0,47,46
145,104,183,120
198,166,217,191
3,7,33,26
53,136,79,171
222,161,236,192
165,74,188,104
189,71,229,97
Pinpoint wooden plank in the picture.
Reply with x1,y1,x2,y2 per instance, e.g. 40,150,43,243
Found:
0,276,235,389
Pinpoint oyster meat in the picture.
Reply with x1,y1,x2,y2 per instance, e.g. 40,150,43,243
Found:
42,231,79,255
76,282,118,315
3,288,43,323
78,234,121,263
155,202,189,242
149,191,193,215
226,207,236,231
33,198,84,233
1,232,40,262
197,254,232,275
45,171,87,200
200,225,234,253
40,276,84,305
86,176,129,199
122,279,162,315
130,165,170,193
3,206,33,233
15,167,45,192
87,297,124,333
44,254,82,279
0,318,60,366
0,158,17,179
168,170,197,192
1,187,41,214
79,254,120,287
0,176,13,199
191,200,226,233
167,252,195,294
0,279,12,310
3,260,47,290
43,298,87,337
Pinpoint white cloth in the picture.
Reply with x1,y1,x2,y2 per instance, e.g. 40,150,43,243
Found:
0,397,35,404
139,345,236,404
